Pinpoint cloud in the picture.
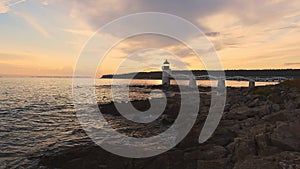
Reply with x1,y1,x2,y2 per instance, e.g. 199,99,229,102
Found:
56,0,230,30
0,50,74,76
60,0,300,29
205,32,220,37
59,0,300,52
112,48,192,74
25,0,300,72
0,62,74,76
285,62,300,66
8,0,26,6
0,51,35,61
62,28,94,36
0,0,27,14
41,0,48,6
14,11,51,38
0,0,9,13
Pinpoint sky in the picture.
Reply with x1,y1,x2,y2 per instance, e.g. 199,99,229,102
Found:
0,0,300,76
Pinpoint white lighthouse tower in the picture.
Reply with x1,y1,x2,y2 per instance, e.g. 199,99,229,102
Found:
162,60,171,86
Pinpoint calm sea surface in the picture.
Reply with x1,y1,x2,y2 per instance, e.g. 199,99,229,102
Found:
0,77,278,167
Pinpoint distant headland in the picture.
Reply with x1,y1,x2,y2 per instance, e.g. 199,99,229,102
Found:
101,69,300,79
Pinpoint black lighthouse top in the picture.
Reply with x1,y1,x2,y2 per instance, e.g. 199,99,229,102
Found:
162,60,170,70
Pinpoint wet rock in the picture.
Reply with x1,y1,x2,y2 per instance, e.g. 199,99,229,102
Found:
268,93,282,104
62,157,106,169
176,128,200,149
142,154,169,169
225,106,257,121
233,138,257,161
295,97,300,109
167,150,185,169
233,158,278,169
35,85,300,169
263,110,288,123
184,145,228,161
234,151,300,169
247,98,260,108
286,101,296,111
252,95,267,104
226,142,236,154
224,104,231,112
160,114,174,125
254,133,280,156
270,123,300,151
207,127,236,146
197,158,230,169
271,104,281,112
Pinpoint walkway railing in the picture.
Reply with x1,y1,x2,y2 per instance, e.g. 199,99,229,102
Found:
169,74,292,88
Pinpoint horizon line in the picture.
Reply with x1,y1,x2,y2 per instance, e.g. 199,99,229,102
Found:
1,68,300,78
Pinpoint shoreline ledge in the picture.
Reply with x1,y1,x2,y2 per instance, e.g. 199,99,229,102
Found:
26,81,300,168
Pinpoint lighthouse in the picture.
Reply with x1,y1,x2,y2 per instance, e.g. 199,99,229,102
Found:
162,60,171,86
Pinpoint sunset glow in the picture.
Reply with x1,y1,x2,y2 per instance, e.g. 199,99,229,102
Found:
1,0,300,76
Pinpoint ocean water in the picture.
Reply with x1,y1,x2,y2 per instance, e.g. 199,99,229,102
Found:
0,78,79,166
0,77,278,167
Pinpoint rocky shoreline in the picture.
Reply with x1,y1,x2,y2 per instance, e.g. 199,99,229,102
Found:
32,81,300,168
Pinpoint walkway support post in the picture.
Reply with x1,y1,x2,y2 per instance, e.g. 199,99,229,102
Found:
249,80,255,88
189,76,197,88
217,79,225,89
